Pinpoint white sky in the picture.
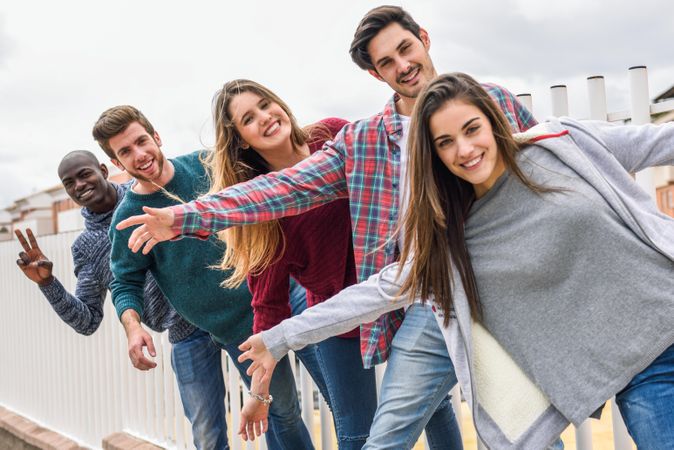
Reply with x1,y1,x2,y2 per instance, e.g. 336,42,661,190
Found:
1,0,673,207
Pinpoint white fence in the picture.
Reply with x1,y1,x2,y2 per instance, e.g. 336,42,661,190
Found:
0,230,337,450
1,66,673,450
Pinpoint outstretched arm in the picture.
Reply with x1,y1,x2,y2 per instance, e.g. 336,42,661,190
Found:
117,141,349,254
238,263,414,382
565,119,674,173
15,229,105,335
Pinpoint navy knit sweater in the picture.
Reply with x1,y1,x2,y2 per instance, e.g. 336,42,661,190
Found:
39,182,195,343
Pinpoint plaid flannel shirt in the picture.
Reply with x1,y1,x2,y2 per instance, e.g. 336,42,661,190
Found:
173,83,537,367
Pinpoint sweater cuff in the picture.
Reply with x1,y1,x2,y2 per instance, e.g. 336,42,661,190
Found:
114,295,144,321
261,325,292,361
38,277,64,303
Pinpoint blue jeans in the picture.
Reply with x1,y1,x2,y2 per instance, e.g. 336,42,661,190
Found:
171,328,229,450
615,342,674,450
364,303,463,450
289,279,330,403
316,336,377,449
291,277,379,449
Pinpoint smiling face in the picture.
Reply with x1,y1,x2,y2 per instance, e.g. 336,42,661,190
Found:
367,22,436,113
430,99,505,199
107,121,166,185
227,91,292,152
58,153,114,213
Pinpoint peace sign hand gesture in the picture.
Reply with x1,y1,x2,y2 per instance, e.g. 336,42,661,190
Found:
15,228,54,286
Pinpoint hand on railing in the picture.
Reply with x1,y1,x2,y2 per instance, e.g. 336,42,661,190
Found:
115,206,177,255
15,228,55,287
238,333,278,384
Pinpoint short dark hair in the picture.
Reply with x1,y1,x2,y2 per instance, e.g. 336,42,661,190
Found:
349,5,422,71
92,105,155,159
57,150,101,177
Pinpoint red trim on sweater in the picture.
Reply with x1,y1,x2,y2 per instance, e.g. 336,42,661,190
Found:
528,130,569,142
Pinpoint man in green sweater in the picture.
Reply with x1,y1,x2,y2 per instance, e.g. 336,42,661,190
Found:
93,105,315,450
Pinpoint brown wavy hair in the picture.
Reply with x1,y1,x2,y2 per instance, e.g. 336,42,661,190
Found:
399,72,553,324
92,105,156,159
205,79,329,287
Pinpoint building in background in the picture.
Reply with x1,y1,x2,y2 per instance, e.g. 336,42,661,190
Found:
0,165,130,241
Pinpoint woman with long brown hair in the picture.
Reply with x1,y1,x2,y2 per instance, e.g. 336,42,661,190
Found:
236,73,674,449
205,79,377,449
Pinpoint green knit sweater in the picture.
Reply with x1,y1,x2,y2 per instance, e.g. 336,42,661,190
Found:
110,151,253,346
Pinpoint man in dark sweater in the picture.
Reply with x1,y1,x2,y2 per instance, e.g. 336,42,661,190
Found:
14,150,229,450
93,105,315,450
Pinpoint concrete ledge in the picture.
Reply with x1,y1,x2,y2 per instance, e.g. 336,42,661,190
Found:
102,432,163,450
0,406,85,449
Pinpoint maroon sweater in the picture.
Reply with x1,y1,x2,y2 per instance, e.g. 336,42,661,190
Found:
247,117,359,338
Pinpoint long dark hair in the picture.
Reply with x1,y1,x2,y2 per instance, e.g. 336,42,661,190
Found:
399,72,552,324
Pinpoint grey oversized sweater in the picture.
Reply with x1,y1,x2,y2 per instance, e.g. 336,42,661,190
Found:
39,182,195,343
261,118,674,448
468,136,674,426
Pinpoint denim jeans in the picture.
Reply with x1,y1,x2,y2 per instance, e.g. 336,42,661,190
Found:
616,342,674,450
364,303,463,450
316,336,378,449
289,279,330,403
171,328,229,450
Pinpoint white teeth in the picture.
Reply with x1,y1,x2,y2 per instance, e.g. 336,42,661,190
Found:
138,160,152,170
401,67,419,83
463,155,483,168
79,189,93,199
264,122,280,137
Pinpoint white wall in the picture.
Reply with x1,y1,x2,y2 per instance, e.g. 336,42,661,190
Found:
57,208,85,233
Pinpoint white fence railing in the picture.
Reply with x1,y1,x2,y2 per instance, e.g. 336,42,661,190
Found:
0,230,334,450
1,66,672,450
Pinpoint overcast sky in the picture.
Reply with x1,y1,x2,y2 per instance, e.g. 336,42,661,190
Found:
1,0,673,208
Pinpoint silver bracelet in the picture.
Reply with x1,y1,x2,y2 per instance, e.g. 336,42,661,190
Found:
248,391,273,405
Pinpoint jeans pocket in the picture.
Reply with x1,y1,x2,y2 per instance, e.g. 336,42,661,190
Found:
171,341,198,384
390,304,433,353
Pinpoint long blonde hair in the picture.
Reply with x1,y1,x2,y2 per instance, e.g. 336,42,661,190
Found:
204,79,324,287
399,73,554,325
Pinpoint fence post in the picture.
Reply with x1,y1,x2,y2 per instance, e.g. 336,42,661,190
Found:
299,365,315,434
550,85,569,117
587,76,608,120
576,420,594,450
630,65,656,198
319,396,334,450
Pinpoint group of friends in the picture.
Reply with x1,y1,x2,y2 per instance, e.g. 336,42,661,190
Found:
14,5,674,450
